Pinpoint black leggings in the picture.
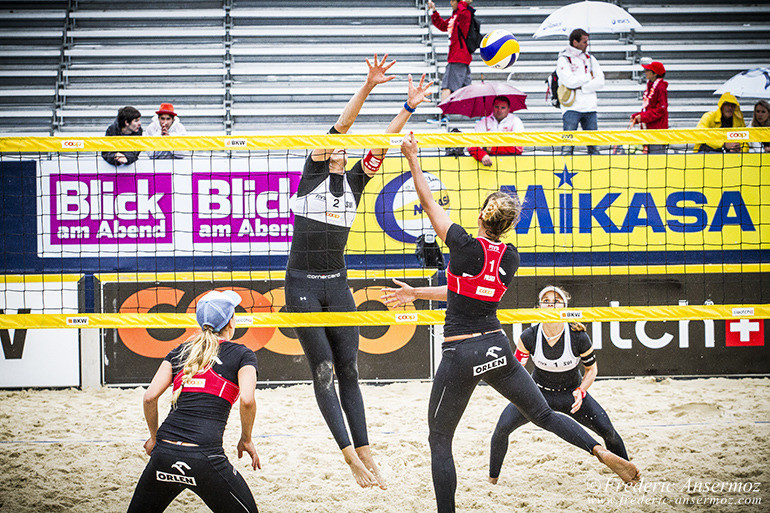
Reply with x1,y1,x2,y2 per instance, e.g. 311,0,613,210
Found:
126,442,258,513
489,386,628,479
428,332,599,513
284,268,368,450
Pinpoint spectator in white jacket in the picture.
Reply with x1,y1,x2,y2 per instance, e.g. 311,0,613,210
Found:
556,29,605,155
144,103,187,159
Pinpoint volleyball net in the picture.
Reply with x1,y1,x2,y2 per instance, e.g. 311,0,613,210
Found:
1,128,769,384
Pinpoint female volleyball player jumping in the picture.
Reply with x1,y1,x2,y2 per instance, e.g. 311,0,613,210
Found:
385,133,640,512
285,54,432,489
127,290,260,513
488,285,630,484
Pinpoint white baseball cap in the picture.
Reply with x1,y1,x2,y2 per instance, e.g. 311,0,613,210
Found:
196,290,241,332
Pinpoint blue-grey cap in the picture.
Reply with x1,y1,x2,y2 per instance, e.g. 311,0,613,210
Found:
196,290,241,332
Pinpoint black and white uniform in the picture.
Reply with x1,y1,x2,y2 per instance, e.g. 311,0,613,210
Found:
429,224,600,513
127,341,259,513
488,324,628,479
285,128,375,450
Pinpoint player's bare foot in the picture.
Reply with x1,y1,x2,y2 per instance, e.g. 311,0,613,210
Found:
342,446,378,488
488,477,498,485
592,446,641,484
356,445,388,490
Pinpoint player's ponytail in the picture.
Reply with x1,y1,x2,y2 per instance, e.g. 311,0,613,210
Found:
480,191,520,241
171,326,221,407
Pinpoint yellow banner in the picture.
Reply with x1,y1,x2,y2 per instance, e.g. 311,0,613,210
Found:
1,304,767,329
352,153,768,255
1,128,769,152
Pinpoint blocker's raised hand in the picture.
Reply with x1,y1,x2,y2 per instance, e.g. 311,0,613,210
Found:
365,53,397,86
406,73,435,110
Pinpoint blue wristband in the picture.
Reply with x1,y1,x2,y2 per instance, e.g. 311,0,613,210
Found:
404,101,416,113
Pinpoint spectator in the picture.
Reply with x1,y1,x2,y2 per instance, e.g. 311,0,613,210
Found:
630,61,668,154
694,93,748,153
102,106,142,166
145,103,187,159
428,0,473,102
749,100,770,152
468,96,524,166
556,28,604,155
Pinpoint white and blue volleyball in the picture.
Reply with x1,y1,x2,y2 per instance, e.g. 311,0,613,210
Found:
480,30,520,69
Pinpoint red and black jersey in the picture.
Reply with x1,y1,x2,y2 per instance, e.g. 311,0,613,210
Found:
156,340,258,448
444,223,519,338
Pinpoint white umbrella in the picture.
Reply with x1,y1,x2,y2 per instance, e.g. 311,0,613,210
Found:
533,0,642,39
714,67,770,99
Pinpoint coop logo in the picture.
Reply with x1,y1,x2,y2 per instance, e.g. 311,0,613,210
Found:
61,140,84,149
726,131,749,140
374,172,450,243
394,312,418,322
224,138,248,148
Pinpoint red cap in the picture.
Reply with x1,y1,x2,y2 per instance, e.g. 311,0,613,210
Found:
641,61,665,76
155,103,177,116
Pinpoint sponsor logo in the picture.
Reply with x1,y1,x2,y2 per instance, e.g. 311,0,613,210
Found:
487,245,500,252
560,310,583,319
61,140,84,149
486,346,502,358
374,172,450,243
483,274,495,282
224,138,248,148
475,286,495,297
473,355,507,376
389,136,405,146
732,307,754,317
185,378,206,388
726,131,749,141
156,471,197,486
66,316,89,326
561,133,574,140
326,212,341,220
725,319,764,347
395,312,418,322
172,461,191,474
235,316,253,326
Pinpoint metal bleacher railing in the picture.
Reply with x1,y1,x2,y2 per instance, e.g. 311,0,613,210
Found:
0,0,768,136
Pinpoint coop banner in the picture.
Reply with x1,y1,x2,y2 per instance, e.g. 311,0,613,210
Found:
100,274,433,385
0,277,80,387
501,273,769,376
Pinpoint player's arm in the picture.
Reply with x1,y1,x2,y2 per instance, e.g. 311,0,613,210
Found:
400,132,452,241
142,360,173,454
311,54,396,161
381,278,447,307
571,348,597,413
513,338,530,366
237,365,261,470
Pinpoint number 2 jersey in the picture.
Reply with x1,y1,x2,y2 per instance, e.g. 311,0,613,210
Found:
288,127,372,272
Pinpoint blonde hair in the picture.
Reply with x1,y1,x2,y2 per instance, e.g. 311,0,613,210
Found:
480,191,520,240
170,326,222,407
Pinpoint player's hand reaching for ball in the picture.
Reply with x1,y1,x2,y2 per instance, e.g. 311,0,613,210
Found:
406,74,434,110
365,53,396,87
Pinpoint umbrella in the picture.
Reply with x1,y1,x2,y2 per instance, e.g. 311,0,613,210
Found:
438,82,527,118
533,0,642,39
714,67,770,99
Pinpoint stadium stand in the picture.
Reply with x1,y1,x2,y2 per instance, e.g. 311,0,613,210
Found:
0,0,768,135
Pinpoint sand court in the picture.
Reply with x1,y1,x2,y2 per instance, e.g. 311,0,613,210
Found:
0,377,768,513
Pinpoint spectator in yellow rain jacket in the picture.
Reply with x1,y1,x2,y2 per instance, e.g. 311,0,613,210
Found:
694,92,748,153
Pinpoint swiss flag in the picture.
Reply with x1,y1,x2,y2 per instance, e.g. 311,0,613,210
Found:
725,319,765,347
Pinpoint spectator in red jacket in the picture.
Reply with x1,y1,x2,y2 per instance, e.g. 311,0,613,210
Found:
631,61,668,154
468,96,524,166
428,0,473,101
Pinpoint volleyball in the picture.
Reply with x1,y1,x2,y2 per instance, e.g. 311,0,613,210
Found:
479,30,520,69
